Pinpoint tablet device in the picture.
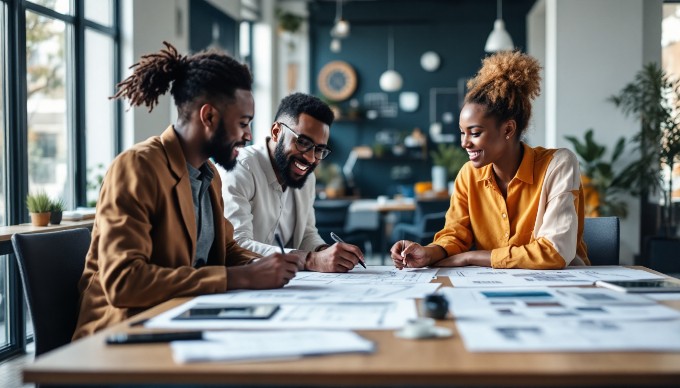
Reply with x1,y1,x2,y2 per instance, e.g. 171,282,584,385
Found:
173,304,280,320
594,279,680,293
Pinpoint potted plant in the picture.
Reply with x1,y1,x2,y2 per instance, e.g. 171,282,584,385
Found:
610,63,680,236
49,197,65,225
609,63,680,270
564,129,628,218
314,163,344,199
26,190,51,226
275,8,305,51
430,143,468,193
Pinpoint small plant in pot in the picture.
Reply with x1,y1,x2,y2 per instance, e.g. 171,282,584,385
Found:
430,143,468,193
26,190,51,226
49,198,65,225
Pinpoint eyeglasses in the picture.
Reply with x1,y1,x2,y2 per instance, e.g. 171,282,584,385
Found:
277,122,332,160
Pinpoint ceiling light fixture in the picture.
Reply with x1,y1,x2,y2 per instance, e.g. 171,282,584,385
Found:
331,0,350,39
484,0,514,53
379,27,402,92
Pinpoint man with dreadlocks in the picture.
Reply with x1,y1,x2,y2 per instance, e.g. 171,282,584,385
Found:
391,51,590,270
73,42,299,339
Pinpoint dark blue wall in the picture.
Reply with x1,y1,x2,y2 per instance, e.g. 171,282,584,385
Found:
190,0,237,54
309,0,535,198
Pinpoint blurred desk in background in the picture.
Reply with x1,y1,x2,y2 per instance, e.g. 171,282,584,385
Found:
349,198,416,263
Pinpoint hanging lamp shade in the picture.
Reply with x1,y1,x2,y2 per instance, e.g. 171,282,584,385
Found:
330,38,342,53
379,27,402,92
484,0,514,52
331,0,350,38
379,70,402,92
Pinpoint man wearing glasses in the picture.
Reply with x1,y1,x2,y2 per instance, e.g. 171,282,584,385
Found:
218,93,365,272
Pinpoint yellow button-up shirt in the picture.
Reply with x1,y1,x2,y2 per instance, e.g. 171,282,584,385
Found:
432,143,589,269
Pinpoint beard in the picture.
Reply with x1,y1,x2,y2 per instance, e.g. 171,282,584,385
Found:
205,123,241,171
273,138,316,189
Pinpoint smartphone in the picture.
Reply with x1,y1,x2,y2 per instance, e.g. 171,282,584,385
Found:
595,279,680,293
106,331,203,345
173,304,280,320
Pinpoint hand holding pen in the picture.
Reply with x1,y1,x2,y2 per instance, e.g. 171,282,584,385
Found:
390,239,429,269
330,232,367,269
274,233,286,254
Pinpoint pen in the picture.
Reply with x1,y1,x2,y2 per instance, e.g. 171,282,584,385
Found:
274,233,286,254
129,317,150,327
106,331,203,345
330,232,367,269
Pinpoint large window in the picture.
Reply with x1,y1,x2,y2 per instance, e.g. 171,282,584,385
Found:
26,12,70,203
0,0,119,360
85,28,115,205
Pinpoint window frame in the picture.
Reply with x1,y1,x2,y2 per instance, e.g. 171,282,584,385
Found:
0,0,120,361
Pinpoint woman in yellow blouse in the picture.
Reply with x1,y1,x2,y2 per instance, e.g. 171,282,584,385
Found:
390,51,590,269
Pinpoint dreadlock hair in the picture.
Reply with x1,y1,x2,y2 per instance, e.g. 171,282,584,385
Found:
464,51,541,135
274,93,335,126
112,41,252,122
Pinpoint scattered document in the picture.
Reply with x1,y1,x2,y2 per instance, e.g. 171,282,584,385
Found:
171,330,375,363
190,283,440,304
290,266,438,285
456,319,680,352
437,266,664,288
440,287,680,321
146,299,417,330
643,293,680,301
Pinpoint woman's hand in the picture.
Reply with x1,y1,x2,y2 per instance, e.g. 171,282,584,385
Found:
390,240,431,269
436,250,492,267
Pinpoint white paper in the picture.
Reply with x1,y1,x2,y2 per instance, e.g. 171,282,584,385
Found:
146,299,417,330
644,292,680,301
171,330,374,363
456,319,680,352
440,287,680,321
192,282,440,304
437,266,664,288
289,266,439,285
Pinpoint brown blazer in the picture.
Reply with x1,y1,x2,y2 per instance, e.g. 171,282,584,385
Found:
72,126,259,339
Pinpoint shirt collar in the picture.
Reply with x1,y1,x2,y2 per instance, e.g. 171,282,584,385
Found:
476,142,535,185
186,161,214,183
255,138,284,190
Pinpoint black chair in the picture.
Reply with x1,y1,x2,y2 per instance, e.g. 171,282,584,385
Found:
391,211,447,246
314,199,373,257
11,228,91,356
583,217,620,265
390,199,450,245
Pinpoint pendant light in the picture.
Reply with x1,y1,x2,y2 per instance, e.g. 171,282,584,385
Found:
207,22,226,52
331,0,350,39
484,0,514,53
379,27,402,92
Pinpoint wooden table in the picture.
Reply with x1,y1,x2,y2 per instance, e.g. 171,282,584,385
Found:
23,271,680,387
0,220,94,255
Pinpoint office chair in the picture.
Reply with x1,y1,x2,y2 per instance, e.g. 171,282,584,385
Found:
391,211,447,246
583,217,620,265
314,199,373,257
390,198,450,245
11,228,91,356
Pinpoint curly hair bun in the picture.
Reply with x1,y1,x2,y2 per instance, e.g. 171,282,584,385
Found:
465,51,542,132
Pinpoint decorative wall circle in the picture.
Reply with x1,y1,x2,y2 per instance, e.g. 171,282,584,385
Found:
317,60,357,101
